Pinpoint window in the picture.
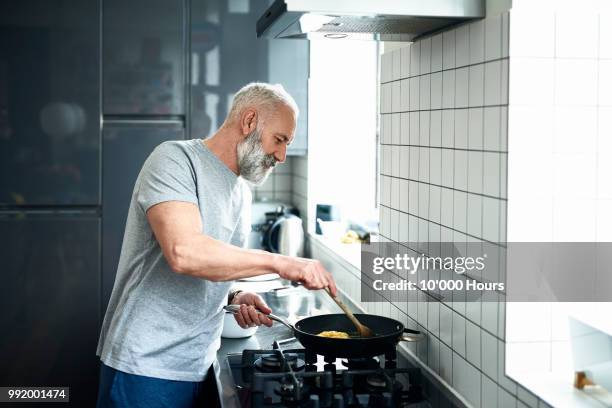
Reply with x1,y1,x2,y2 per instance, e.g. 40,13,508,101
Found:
307,39,379,251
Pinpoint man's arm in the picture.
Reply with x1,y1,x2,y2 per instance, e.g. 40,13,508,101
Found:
146,201,337,295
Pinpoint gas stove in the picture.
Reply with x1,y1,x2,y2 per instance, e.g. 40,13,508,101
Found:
226,340,430,408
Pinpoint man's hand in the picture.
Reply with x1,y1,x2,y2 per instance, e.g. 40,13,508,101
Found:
231,292,273,328
273,256,337,296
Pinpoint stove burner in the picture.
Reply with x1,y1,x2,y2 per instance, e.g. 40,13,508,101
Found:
231,346,440,408
254,352,305,372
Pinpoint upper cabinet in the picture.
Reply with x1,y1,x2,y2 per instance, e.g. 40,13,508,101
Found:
103,0,186,115
0,0,100,206
189,0,308,155
268,39,308,155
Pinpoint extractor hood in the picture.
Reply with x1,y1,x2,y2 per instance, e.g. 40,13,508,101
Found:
257,0,485,41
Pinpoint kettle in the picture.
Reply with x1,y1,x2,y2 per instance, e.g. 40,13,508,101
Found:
263,209,304,257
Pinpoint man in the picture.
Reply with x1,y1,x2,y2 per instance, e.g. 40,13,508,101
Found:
96,83,337,407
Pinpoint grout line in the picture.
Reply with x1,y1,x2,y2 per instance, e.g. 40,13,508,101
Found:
379,172,508,202
379,142,508,154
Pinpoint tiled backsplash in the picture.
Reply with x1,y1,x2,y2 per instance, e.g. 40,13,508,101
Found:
250,157,294,203
291,156,308,231
376,13,519,408
251,156,309,237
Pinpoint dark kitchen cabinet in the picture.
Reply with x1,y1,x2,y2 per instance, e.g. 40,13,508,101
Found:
0,212,101,407
0,0,100,206
190,0,308,154
102,123,185,310
103,0,187,115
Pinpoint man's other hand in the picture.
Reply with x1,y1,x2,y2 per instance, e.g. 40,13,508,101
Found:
231,292,273,328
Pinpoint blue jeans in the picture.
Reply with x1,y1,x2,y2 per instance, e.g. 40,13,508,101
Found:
96,363,219,408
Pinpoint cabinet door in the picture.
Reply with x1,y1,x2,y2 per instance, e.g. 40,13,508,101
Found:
0,1,100,206
268,39,309,155
103,0,186,115
0,212,101,407
189,1,308,155
102,123,185,309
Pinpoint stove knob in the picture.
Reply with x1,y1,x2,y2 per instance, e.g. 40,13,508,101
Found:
309,394,320,408
332,393,344,408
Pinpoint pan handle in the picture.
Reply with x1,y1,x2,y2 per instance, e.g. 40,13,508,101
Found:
223,305,295,331
399,328,425,342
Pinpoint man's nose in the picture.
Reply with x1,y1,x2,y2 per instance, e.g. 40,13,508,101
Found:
274,146,286,164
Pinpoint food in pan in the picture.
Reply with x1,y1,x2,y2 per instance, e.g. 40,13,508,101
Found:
317,330,350,339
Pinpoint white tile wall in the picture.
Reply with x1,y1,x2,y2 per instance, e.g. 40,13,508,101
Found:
469,20,485,65
454,110,468,149
456,25,470,68
455,67,469,108
410,41,420,77
509,11,555,58
442,30,455,70
485,14,502,61
420,37,432,74
442,70,455,109
452,311,467,357
453,352,482,407
555,12,599,59
468,108,484,149
375,10,524,408
430,110,442,146
469,64,485,107
431,33,443,72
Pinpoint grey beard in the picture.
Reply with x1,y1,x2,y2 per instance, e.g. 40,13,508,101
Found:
237,127,277,186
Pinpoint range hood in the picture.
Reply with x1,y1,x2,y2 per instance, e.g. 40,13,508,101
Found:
257,0,485,41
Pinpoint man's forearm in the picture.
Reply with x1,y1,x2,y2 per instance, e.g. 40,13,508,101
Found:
167,233,283,281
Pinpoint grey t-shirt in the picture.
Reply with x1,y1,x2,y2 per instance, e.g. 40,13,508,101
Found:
96,139,251,382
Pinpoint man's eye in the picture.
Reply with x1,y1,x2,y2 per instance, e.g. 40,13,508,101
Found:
276,138,283,144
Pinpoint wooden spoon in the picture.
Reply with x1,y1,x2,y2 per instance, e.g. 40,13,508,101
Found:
325,288,374,338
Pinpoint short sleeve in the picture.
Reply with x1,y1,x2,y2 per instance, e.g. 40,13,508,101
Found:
136,142,199,212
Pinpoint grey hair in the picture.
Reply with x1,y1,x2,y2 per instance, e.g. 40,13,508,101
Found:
228,82,299,124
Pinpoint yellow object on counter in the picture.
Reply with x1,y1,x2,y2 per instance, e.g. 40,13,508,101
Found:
340,230,361,244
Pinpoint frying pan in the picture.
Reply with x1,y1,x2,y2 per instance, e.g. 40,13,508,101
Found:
224,305,423,358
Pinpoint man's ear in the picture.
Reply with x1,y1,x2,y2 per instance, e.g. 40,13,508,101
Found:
240,109,257,136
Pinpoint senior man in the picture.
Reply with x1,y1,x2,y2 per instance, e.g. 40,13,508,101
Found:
96,83,336,408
